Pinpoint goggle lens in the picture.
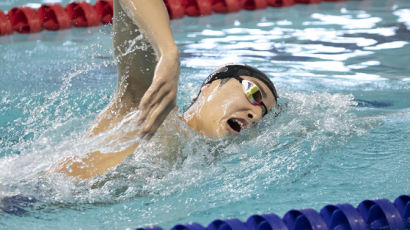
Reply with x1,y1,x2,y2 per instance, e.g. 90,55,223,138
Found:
242,80,262,105
241,79,267,116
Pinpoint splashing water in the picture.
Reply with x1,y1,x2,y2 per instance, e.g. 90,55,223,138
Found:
0,86,374,205
1,0,410,229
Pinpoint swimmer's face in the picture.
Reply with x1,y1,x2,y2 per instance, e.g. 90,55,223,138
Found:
184,76,276,138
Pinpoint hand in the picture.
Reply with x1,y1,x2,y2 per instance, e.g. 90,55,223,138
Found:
137,50,180,140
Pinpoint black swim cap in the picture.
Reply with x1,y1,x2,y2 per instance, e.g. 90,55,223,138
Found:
202,64,279,101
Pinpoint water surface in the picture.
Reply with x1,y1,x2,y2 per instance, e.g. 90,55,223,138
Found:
1,0,409,229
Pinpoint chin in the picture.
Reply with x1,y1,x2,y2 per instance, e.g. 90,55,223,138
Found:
213,124,236,138
207,131,226,138
204,126,228,138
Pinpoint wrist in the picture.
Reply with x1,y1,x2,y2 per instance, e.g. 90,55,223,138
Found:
159,43,179,59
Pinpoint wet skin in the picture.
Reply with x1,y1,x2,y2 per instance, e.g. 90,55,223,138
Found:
52,0,276,180
183,76,276,138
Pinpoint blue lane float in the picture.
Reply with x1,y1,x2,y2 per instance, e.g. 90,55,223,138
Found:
246,214,287,230
136,194,410,230
0,195,37,216
358,199,405,230
283,209,327,230
320,204,367,230
395,195,410,229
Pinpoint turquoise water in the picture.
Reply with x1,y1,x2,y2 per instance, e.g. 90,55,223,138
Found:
1,0,410,229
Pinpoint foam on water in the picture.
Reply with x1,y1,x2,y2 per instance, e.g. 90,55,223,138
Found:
0,82,375,206
1,0,410,229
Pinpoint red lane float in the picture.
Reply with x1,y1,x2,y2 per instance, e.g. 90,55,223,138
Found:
0,10,13,35
268,0,295,7
211,0,242,13
95,0,113,24
0,0,349,37
183,0,213,16
7,7,42,33
242,0,269,10
66,2,100,27
295,0,322,3
164,0,185,19
38,4,71,31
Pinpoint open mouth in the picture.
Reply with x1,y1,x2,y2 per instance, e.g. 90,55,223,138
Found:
227,118,247,134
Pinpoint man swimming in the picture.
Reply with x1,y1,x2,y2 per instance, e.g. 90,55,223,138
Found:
53,0,278,180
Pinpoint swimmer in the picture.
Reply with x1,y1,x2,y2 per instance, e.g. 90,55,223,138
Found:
52,0,278,180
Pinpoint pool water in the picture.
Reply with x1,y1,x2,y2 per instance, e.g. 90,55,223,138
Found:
1,0,409,229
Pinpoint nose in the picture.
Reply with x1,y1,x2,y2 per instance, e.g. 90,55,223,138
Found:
247,107,262,122
248,105,263,121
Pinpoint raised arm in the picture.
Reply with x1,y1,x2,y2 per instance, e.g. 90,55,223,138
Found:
90,0,180,138
52,0,179,180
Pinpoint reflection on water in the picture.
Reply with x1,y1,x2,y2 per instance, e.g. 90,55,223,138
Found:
1,0,410,229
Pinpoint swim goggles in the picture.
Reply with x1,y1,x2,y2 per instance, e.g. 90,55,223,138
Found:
202,64,279,102
237,77,268,116
189,64,278,115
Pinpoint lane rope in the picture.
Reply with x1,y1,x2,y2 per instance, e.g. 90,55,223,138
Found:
0,0,346,36
136,195,410,230
1,1,407,229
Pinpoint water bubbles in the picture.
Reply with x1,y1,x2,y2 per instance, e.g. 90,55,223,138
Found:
1,1,410,228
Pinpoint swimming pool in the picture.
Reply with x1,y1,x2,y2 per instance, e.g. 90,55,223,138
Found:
1,0,409,229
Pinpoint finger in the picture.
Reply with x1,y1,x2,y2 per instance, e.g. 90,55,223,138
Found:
137,92,161,125
138,100,162,138
141,105,171,140
138,79,166,110
137,83,168,125
138,84,174,125
137,92,165,126
140,103,172,140
146,85,173,111
139,95,176,139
